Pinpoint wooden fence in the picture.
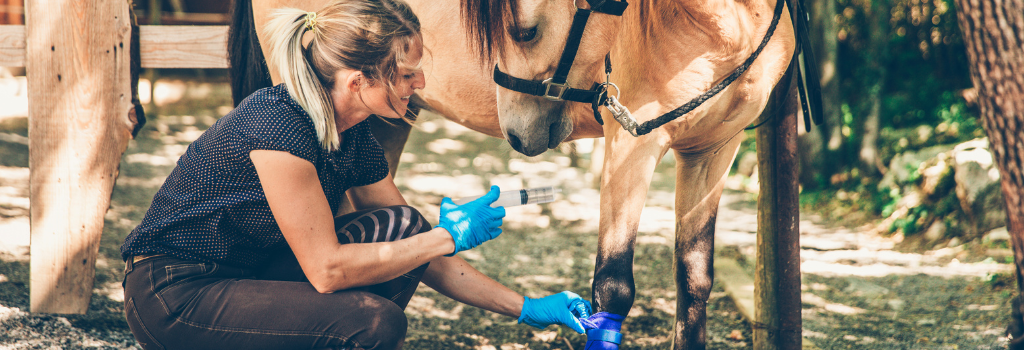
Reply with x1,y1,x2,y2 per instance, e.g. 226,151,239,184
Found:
0,0,227,314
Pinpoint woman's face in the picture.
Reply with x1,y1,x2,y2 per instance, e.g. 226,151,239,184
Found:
359,42,426,119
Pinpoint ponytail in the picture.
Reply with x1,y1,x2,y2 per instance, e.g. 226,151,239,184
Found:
265,8,340,151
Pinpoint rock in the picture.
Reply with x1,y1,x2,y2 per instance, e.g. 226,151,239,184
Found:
952,138,1005,232
736,152,758,178
983,227,1010,243
947,237,961,247
879,145,952,190
924,221,946,242
916,318,937,326
918,156,955,200
888,299,906,311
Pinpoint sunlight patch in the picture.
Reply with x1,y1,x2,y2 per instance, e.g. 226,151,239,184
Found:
406,296,463,320
802,293,865,315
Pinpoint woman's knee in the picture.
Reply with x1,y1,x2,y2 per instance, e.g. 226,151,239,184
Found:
349,294,408,349
391,205,430,235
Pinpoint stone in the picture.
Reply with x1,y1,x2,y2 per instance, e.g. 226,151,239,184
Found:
918,157,955,200
887,299,906,311
947,237,961,247
879,145,952,190
736,151,758,178
983,227,1010,243
951,138,1005,232
924,221,947,242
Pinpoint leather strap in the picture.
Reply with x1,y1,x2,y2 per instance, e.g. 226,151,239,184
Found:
491,0,627,103
632,0,787,136
132,254,164,264
552,9,592,84
587,0,629,15
493,65,603,103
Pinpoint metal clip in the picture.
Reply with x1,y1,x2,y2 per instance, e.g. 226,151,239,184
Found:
606,96,639,137
541,78,568,101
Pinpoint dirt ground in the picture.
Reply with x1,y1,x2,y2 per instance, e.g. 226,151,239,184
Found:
0,77,1017,349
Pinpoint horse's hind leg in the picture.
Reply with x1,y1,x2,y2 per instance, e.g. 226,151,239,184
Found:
671,135,744,350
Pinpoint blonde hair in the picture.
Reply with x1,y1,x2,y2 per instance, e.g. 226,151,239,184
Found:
264,0,422,151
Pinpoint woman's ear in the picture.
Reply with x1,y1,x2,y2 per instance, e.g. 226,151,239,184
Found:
333,69,362,94
346,73,363,93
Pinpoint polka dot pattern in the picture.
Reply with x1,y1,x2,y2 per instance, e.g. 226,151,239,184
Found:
120,84,389,268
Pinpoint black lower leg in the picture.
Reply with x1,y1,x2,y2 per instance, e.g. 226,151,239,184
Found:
674,211,717,349
593,249,637,316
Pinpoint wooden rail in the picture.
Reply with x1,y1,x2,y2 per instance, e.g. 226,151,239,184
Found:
1,25,228,68
0,25,24,67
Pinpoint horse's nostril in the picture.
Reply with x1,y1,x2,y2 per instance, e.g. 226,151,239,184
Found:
507,132,522,151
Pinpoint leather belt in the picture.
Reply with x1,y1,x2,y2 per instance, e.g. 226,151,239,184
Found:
132,254,164,264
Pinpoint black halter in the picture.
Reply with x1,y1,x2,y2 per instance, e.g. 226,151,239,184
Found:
492,0,628,112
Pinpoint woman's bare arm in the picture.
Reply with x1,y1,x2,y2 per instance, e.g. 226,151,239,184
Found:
421,256,525,318
345,172,407,210
250,149,455,293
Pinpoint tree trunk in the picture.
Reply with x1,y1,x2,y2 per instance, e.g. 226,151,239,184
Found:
952,0,1024,344
859,0,891,177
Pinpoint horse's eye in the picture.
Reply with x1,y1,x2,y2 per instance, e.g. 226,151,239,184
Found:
510,26,538,42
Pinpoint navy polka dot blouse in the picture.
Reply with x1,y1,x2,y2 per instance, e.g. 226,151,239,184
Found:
120,84,389,268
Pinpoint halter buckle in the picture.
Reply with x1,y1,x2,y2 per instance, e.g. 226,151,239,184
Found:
542,78,568,101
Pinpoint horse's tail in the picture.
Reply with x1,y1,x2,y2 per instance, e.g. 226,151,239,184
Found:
228,0,272,106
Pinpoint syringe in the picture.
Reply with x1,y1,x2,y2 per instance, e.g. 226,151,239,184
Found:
452,186,562,208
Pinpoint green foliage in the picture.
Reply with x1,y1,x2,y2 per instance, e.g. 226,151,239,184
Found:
817,0,980,176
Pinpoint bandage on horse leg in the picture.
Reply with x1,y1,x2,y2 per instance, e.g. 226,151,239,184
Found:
581,312,625,350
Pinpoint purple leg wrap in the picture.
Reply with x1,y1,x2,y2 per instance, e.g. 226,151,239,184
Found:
582,312,625,350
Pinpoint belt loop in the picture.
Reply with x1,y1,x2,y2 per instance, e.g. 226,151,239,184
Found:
125,256,135,275
122,257,134,288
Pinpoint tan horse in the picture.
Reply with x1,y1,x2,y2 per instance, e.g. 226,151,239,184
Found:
230,0,797,347
468,0,796,347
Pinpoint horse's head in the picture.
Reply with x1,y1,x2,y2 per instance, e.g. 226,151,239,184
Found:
463,0,623,156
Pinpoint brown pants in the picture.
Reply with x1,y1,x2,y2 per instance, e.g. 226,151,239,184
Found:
123,206,432,350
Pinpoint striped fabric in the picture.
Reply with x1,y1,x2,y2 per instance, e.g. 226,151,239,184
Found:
335,205,430,244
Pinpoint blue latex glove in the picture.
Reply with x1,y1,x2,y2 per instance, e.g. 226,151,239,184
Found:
518,291,593,334
436,185,506,256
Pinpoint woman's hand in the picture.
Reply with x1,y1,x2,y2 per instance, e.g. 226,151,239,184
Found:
519,291,592,334
436,185,506,256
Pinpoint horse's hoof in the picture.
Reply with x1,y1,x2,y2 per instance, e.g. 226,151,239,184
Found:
581,312,625,350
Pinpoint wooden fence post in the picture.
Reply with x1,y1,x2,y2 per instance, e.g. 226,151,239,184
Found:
26,0,138,314
754,70,802,348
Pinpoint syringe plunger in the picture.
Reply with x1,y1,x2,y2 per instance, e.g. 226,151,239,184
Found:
452,186,561,208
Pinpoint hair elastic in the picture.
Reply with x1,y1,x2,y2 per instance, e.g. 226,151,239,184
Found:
304,12,318,31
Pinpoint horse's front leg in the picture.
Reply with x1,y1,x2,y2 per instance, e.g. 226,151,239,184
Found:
588,129,671,349
671,135,744,350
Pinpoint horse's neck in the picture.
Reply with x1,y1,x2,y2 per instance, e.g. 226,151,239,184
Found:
626,0,758,44
608,0,774,123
